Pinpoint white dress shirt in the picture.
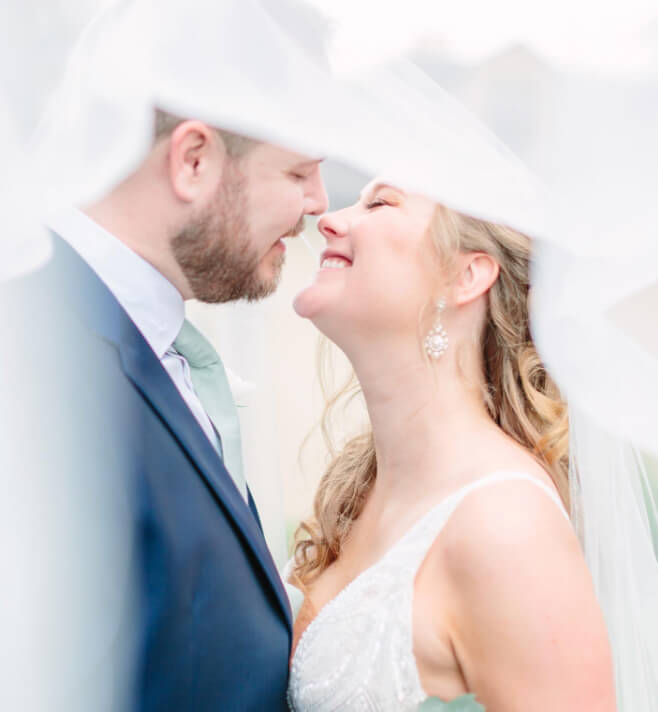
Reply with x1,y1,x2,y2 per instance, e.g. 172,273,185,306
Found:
48,208,221,454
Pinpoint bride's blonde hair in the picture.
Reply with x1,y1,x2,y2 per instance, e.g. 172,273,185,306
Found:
292,205,569,586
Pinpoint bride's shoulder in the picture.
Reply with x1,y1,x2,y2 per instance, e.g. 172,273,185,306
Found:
431,469,578,596
422,471,612,707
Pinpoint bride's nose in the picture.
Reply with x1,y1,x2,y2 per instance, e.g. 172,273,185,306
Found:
318,212,348,240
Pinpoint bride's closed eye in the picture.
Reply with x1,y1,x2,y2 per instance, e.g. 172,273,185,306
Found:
363,186,404,210
366,198,388,209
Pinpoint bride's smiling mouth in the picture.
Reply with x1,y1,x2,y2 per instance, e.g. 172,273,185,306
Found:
319,249,353,270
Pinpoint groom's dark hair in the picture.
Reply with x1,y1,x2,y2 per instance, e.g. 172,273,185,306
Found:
153,108,259,159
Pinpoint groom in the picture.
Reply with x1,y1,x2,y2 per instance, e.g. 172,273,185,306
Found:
7,111,327,711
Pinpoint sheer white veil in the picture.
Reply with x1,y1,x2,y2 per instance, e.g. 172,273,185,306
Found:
19,1,658,708
0,107,51,281
528,75,658,707
0,0,53,282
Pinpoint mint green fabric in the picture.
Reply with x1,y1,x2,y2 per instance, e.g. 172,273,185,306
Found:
419,693,484,711
174,319,247,500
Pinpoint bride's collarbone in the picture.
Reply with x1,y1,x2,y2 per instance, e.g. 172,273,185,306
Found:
304,551,370,612
307,505,450,613
307,495,447,602
302,550,384,617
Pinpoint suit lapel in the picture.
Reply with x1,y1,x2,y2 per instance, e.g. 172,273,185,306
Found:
50,235,293,630
118,329,292,628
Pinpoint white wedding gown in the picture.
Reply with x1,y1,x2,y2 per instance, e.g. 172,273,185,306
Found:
287,471,568,712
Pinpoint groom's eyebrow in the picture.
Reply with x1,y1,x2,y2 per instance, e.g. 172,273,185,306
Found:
294,158,325,168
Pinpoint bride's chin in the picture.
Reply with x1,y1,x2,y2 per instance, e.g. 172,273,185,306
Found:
293,286,324,320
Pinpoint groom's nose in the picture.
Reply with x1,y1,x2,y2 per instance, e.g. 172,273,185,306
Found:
303,166,329,216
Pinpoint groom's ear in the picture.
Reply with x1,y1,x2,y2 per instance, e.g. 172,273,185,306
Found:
453,252,500,306
167,120,226,203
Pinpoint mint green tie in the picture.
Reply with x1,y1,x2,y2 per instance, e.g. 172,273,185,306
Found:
174,319,247,501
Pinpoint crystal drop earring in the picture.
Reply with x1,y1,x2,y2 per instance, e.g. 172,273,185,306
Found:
424,297,448,359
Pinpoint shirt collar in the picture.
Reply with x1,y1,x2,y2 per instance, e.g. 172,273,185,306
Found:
48,208,184,359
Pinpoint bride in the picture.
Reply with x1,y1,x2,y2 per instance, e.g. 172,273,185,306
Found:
286,181,617,710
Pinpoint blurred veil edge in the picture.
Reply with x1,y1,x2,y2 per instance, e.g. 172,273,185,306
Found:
30,0,548,237
30,0,156,214
29,0,344,213
568,411,658,711
0,105,52,282
527,68,658,712
531,244,658,709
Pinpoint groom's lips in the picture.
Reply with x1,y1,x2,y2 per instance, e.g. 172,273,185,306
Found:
272,216,305,253
284,216,306,238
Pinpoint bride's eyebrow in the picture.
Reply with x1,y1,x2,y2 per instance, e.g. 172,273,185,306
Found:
359,182,404,202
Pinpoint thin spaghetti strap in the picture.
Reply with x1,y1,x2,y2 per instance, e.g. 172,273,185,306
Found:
371,470,572,584
448,470,570,522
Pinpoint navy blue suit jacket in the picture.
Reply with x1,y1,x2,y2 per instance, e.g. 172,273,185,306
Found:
3,235,292,711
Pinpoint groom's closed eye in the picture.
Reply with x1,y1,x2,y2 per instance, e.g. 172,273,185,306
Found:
289,159,324,181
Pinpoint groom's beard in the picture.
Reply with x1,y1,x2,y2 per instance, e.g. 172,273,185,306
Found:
171,167,296,304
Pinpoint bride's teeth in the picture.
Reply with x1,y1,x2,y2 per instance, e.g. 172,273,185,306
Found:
321,258,350,269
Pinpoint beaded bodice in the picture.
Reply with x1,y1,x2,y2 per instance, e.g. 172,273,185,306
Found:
287,472,567,712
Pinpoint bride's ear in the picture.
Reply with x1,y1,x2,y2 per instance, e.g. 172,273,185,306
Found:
453,252,500,306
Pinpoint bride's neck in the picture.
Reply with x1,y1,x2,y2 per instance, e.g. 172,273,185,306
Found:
349,340,493,503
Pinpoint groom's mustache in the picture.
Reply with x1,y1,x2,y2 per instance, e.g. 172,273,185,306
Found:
285,216,306,238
